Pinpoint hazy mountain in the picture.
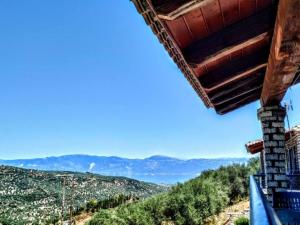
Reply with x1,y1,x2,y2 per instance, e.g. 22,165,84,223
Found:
0,155,249,184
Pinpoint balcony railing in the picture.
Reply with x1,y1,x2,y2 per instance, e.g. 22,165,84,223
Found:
254,172,300,190
273,191,300,210
250,176,282,225
287,173,300,190
253,173,266,189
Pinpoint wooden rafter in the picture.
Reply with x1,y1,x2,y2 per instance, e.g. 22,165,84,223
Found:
190,32,271,69
155,0,214,20
209,71,265,101
217,92,261,114
205,64,267,92
213,86,263,106
261,0,300,106
199,48,268,89
184,7,275,67
210,73,265,105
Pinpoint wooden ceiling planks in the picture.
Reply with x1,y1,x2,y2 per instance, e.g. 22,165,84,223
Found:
239,0,257,17
132,0,300,114
200,0,224,33
152,0,191,14
165,17,193,49
183,9,209,42
261,0,300,106
219,0,240,26
182,6,275,69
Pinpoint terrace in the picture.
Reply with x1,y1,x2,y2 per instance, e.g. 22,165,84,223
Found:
132,0,300,224
247,126,300,224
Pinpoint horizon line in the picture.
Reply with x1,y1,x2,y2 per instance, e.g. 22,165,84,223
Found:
0,153,252,161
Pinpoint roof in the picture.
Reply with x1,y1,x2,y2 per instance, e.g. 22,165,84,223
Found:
132,0,300,114
246,125,300,154
245,139,264,154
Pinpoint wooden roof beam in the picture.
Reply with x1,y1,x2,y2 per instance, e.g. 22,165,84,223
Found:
199,48,269,90
213,86,263,106
208,70,265,101
216,92,261,115
261,0,300,106
193,33,270,69
183,7,276,68
205,63,267,93
210,71,265,105
154,0,214,20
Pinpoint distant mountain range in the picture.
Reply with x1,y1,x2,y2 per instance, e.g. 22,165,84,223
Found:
0,155,249,184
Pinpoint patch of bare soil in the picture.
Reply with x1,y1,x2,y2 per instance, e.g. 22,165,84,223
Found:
205,200,249,225
75,213,93,225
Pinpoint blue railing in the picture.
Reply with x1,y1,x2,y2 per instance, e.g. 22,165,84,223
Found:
273,191,300,211
253,173,266,188
250,176,282,225
286,173,300,190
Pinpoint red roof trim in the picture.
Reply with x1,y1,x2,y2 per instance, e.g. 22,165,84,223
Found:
246,129,298,154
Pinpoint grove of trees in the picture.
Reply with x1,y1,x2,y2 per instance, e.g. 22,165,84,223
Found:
87,158,259,225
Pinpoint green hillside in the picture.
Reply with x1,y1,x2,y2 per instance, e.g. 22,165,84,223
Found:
0,166,167,225
88,158,259,225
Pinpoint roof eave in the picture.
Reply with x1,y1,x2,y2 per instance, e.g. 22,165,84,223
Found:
131,0,213,108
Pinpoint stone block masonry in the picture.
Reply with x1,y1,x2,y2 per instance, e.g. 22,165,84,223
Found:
258,105,287,205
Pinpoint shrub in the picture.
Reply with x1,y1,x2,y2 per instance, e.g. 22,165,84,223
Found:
234,217,249,225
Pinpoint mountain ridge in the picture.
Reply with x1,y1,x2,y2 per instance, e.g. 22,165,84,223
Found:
0,154,248,161
0,154,249,184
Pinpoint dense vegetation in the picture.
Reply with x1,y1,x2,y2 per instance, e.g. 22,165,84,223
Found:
88,158,259,225
234,217,250,225
0,166,167,225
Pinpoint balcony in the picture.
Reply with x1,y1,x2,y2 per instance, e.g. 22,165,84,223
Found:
287,172,300,190
250,176,300,225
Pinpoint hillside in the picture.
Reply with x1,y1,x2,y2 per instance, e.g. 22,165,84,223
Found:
0,166,167,225
0,155,248,184
88,158,259,225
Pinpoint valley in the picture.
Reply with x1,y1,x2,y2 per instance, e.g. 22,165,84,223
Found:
0,166,167,225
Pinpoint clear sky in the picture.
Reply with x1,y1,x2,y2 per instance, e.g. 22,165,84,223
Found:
0,0,299,160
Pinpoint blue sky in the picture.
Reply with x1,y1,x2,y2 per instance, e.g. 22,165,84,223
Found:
0,0,299,160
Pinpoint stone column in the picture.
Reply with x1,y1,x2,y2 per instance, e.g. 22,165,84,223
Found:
258,105,288,204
